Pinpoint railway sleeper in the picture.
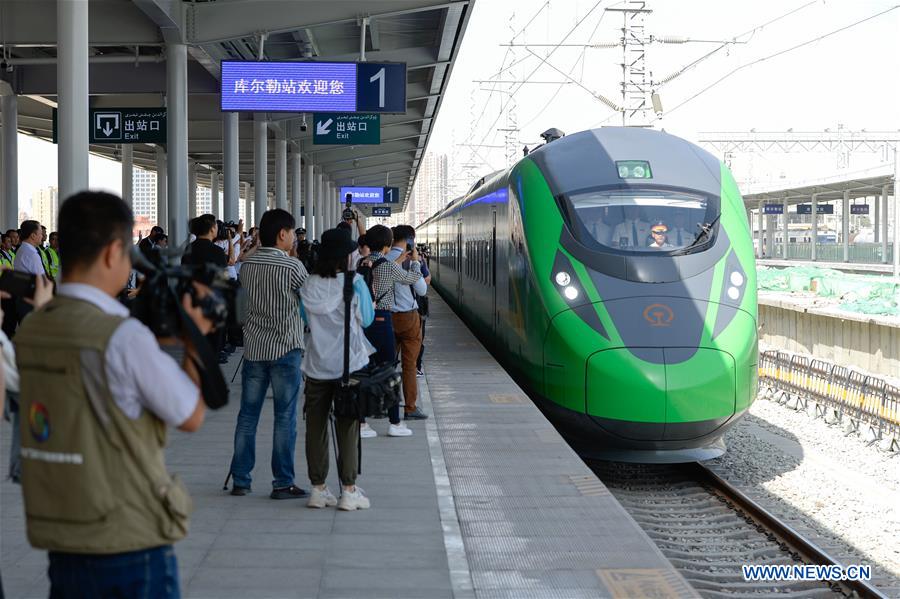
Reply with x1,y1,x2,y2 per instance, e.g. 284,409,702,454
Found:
660,547,786,561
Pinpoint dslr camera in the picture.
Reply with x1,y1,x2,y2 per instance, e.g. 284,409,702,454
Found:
216,220,238,242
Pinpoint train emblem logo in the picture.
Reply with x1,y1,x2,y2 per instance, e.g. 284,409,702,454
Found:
643,303,674,327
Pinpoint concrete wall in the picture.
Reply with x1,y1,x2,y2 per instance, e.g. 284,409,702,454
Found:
758,297,900,378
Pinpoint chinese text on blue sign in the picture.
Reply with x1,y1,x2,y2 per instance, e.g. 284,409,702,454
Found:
221,61,406,113
763,204,784,215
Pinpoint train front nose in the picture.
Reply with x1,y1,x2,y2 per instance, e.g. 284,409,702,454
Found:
585,346,736,443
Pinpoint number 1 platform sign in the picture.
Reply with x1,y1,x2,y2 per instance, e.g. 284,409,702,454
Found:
221,61,406,114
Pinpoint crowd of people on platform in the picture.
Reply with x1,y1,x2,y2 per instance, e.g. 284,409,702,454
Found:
0,189,433,597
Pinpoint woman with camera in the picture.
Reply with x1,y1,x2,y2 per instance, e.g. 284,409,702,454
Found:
299,227,375,510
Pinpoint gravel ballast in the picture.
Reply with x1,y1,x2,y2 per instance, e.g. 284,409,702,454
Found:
707,396,900,593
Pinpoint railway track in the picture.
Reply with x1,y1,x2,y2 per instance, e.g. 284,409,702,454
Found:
590,461,889,598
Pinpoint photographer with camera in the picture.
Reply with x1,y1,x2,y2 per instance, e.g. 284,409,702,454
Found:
299,227,375,510
342,193,366,241
15,191,212,597
138,225,166,261
227,209,310,499
387,225,430,420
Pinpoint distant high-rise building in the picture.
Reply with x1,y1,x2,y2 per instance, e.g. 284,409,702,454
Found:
408,153,449,226
197,187,212,215
31,186,58,231
132,167,157,221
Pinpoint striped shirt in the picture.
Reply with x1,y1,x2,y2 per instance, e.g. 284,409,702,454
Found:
239,247,308,361
367,251,422,311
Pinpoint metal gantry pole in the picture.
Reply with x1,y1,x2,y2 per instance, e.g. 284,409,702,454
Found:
756,201,764,257
291,150,301,221
882,185,890,264
223,111,239,223
842,190,850,263
1,93,19,229
121,144,133,209
57,0,89,200
275,136,287,210
305,161,315,236
781,197,789,260
166,42,189,245
253,116,268,225
894,147,900,277
810,194,818,262
874,189,881,244
155,146,167,227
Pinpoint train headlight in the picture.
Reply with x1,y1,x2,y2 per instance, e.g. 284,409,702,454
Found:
564,286,578,300
727,286,740,300
730,271,744,287
555,271,571,286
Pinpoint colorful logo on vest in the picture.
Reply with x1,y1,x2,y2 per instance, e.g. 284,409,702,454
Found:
29,402,51,443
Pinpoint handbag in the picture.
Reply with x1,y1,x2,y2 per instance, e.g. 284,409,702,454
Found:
333,272,402,421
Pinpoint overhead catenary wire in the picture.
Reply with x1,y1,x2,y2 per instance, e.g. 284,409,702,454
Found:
662,4,900,118
464,0,609,170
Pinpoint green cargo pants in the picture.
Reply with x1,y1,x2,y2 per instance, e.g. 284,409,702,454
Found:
304,377,360,487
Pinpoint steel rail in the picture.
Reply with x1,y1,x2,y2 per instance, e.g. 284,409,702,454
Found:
689,462,888,599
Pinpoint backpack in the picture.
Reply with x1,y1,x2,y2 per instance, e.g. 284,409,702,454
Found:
355,256,388,303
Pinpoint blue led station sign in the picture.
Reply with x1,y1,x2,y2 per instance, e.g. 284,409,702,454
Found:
220,61,406,113
341,186,400,204
763,204,784,215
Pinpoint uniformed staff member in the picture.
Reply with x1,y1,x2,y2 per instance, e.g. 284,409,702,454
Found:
16,191,213,598
46,231,60,280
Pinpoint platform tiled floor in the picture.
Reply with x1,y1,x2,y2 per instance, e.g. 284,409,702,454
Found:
1,290,695,598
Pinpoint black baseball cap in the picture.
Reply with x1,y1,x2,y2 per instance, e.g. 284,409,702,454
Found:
319,228,356,260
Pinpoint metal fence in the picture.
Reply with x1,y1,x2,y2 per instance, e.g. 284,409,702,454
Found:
758,350,899,441
771,243,894,264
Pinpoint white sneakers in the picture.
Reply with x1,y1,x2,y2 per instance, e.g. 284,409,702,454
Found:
337,486,371,511
307,486,338,509
388,423,413,437
361,422,414,437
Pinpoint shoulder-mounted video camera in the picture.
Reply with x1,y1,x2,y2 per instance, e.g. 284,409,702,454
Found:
130,244,248,409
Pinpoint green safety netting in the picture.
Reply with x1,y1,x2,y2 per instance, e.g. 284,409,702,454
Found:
757,266,900,316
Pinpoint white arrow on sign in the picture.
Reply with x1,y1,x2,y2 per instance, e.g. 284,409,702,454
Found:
316,118,333,136
94,112,121,139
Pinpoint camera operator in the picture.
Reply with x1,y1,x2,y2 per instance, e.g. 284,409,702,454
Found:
184,215,231,364
15,191,212,598
227,209,309,499
138,225,166,261
387,225,430,419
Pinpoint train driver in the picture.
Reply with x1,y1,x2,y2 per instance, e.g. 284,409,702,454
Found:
590,207,612,246
669,211,696,247
610,206,650,249
648,222,674,250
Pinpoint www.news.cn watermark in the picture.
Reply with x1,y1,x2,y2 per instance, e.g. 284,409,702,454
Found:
742,564,871,582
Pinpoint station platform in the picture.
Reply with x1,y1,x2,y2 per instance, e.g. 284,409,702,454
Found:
1,291,694,599
758,258,896,276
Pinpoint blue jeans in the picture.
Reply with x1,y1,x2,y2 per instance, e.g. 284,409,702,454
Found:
229,348,302,489
364,310,401,424
48,545,179,599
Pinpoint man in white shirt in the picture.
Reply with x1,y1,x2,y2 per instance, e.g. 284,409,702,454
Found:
648,222,674,250
12,220,50,323
669,211,696,248
610,207,650,249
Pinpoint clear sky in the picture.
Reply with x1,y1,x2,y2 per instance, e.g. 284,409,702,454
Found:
427,0,900,195
11,0,900,212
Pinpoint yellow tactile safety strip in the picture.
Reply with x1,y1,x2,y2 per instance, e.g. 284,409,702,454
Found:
597,568,699,598
569,474,610,496
489,393,527,404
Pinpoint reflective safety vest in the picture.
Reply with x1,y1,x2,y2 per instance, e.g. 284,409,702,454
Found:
46,247,60,279
16,296,192,554
37,246,52,278
0,250,13,269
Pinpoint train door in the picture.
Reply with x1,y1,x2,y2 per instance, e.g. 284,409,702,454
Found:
456,220,463,305
491,210,498,331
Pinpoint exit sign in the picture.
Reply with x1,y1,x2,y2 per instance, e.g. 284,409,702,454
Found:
313,113,380,145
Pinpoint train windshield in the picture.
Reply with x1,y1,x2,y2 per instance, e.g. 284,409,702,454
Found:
567,189,718,254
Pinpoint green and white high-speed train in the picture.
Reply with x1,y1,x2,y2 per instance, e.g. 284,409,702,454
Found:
418,127,758,462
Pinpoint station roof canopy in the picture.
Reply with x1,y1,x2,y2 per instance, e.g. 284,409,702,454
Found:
0,0,474,209
741,164,897,208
